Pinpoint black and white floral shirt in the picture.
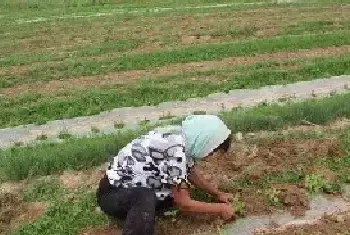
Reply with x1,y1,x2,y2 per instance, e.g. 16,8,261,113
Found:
106,127,195,201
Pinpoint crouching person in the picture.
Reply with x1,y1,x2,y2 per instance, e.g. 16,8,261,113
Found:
96,115,235,235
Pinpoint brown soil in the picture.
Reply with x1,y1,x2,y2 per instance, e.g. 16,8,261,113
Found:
275,184,310,216
59,165,105,190
0,191,23,233
240,189,277,216
255,211,350,235
4,44,350,97
73,126,346,235
7,4,347,55
196,138,342,187
0,190,46,234
0,65,28,76
10,202,47,231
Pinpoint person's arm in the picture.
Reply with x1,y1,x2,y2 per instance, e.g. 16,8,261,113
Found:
188,167,220,197
188,167,233,204
171,185,234,220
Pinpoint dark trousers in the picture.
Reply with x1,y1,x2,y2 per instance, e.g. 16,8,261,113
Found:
96,176,173,235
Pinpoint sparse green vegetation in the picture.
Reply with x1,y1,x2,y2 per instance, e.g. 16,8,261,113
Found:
3,92,350,182
91,126,100,134
234,200,245,217
305,174,330,193
0,130,141,182
58,131,73,140
2,1,350,234
114,120,125,129
36,134,48,141
2,54,350,128
265,188,281,206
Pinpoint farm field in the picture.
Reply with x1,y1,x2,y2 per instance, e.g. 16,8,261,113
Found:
1,0,350,235
1,0,350,127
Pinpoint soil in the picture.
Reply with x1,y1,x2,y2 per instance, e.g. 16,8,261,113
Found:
59,165,105,190
274,184,310,216
196,138,342,188
255,211,350,235
77,134,342,235
3,44,350,97
0,65,28,76
0,189,46,234
3,127,348,235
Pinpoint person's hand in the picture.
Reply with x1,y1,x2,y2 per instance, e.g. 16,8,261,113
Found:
216,192,233,204
220,204,236,221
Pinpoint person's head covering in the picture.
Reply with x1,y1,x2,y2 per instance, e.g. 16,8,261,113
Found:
181,115,231,159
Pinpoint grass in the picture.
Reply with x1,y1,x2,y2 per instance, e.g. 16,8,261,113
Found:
36,134,48,141
3,31,350,88
58,131,73,140
2,92,350,182
9,181,107,235
230,170,306,189
0,0,276,9
304,174,342,194
0,130,141,182
221,91,350,133
113,120,125,129
23,177,65,202
2,54,350,128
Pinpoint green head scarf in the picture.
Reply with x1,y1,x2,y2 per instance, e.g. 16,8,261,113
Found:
181,115,231,159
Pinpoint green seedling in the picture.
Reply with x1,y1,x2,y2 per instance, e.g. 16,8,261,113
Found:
58,131,72,140
304,174,341,194
192,111,207,115
13,141,24,147
36,134,48,141
159,113,176,121
91,126,101,134
114,120,125,129
163,209,178,217
265,188,281,206
305,174,327,193
234,200,245,217
231,194,245,217
139,118,150,126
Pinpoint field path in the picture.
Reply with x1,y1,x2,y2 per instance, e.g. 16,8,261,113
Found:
0,75,349,149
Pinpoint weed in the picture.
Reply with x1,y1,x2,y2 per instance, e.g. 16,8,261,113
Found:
0,130,141,182
3,55,350,128
58,130,72,140
36,133,48,141
139,118,150,126
277,97,289,103
159,112,176,120
232,194,246,217
14,191,107,235
13,142,24,147
235,200,245,217
114,120,125,129
330,89,337,97
91,126,101,134
192,111,207,115
305,174,341,194
24,177,64,202
265,188,281,206
163,210,178,217
258,99,269,107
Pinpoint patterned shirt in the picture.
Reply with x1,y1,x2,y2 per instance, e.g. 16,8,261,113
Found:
106,127,195,201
